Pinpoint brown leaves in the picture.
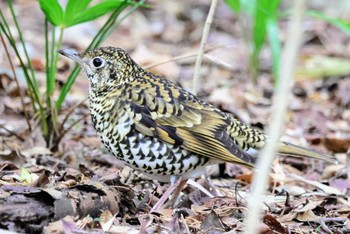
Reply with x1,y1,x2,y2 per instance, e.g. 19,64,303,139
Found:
262,214,287,234
0,180,131,233
323,137,350,153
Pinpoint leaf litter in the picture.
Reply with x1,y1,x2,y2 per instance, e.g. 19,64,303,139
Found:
1,0,350,233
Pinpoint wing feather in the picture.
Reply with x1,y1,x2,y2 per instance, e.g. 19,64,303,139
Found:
128,79,256,167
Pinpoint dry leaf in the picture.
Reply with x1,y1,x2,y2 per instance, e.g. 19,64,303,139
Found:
295,210,320,222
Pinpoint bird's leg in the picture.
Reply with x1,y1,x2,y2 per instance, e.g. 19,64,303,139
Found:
163,179,188,209
150,176,186,212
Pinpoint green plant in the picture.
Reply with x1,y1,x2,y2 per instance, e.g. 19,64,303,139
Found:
0,0,146,150
225,1,350,87
306,10,350,36
226,0,281,85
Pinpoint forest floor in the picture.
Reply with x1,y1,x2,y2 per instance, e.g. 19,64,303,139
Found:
1,0,350,233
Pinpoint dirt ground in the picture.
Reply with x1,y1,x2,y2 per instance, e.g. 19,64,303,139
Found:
1,0,350,233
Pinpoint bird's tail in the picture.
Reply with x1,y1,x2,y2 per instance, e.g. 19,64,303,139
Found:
278,141,337,164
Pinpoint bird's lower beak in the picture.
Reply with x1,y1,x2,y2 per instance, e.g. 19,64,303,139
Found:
58,49,84,64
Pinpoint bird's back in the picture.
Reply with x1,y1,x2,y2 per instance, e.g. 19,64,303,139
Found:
87,68,267,180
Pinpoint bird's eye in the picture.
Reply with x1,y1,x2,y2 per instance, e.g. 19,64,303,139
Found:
92,57,104,68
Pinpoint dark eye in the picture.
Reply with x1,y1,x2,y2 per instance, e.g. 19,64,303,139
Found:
92,57,104,68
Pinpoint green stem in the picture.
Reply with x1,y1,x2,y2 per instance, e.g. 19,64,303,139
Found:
1,7,38,111
1,4,48,136
47,27,64,105
45,20,50,88
8,0,38,89
0,22,36,112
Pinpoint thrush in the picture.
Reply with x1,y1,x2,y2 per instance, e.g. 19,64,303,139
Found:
59,47,336,210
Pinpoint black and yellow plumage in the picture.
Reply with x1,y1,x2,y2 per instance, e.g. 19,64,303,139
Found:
59,47,336,182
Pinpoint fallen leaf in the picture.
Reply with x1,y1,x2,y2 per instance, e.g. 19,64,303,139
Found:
263,214,287,234
30,58,45,71
99,210,117,232
289,174,342,195
295,210,320,222
199,210,228,233
296,55,350,80
323,137,350,153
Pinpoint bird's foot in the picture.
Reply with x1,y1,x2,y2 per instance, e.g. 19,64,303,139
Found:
150,177,187,212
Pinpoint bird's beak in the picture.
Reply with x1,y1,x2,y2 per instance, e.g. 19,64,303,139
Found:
58,49,84,64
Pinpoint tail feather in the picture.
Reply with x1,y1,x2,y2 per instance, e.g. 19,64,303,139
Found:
278,142,337,164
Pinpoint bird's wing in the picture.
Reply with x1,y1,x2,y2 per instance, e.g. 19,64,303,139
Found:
127,77,256,167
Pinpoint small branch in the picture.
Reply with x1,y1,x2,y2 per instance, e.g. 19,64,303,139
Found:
0,30,31,131
192,0,218,95
243,0,305,233
56,112,90,143
0,125,25,142
180,214,191,234
144,45,226,69
59,97,88,131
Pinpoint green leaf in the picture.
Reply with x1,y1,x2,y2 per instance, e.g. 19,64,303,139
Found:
266,17,281,86
306,11,350,36
225,0,240,13
63,0,92,27
68,0,126,27
20,168,33,184
240,0,255,16
253,0,280,53
38,0,64,26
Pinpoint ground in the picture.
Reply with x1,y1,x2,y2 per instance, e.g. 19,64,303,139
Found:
0,0,350,233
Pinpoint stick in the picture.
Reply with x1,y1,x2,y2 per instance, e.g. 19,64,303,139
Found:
243,0,305,233
144,45,226,69
192,0,218,95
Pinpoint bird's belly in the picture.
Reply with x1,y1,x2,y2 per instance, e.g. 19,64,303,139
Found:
99,129,211,181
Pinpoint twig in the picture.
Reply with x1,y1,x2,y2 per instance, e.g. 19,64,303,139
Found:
59,97,88,131
319,219,332,234
187,179,214,198
192,0,218,95
56,112,90,143
180,214,191,234
0,30,31,131
144,45,226,69
243,0,305,233
0,125,25,142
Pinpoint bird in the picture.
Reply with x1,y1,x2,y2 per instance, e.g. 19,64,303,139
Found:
58,46,336,210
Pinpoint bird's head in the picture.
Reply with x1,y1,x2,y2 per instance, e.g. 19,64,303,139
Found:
59,47,141,91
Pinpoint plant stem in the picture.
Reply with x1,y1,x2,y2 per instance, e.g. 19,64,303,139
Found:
45,20,50,90
8,0,37,88
0,4,47,136
243,0,305,233
0,29,31,131
0,7,39,111
192,0,218,95
144,45,226,69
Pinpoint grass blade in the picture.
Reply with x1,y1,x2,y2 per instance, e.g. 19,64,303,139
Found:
0,29,31,131
38,0,64,26
8,0,39,92
225,0,240,13
267,17,281,86
68,0,125,27
306,11,350,36
64,0,91,27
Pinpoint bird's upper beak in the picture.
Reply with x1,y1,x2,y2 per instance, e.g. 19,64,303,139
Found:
58,49,84,64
